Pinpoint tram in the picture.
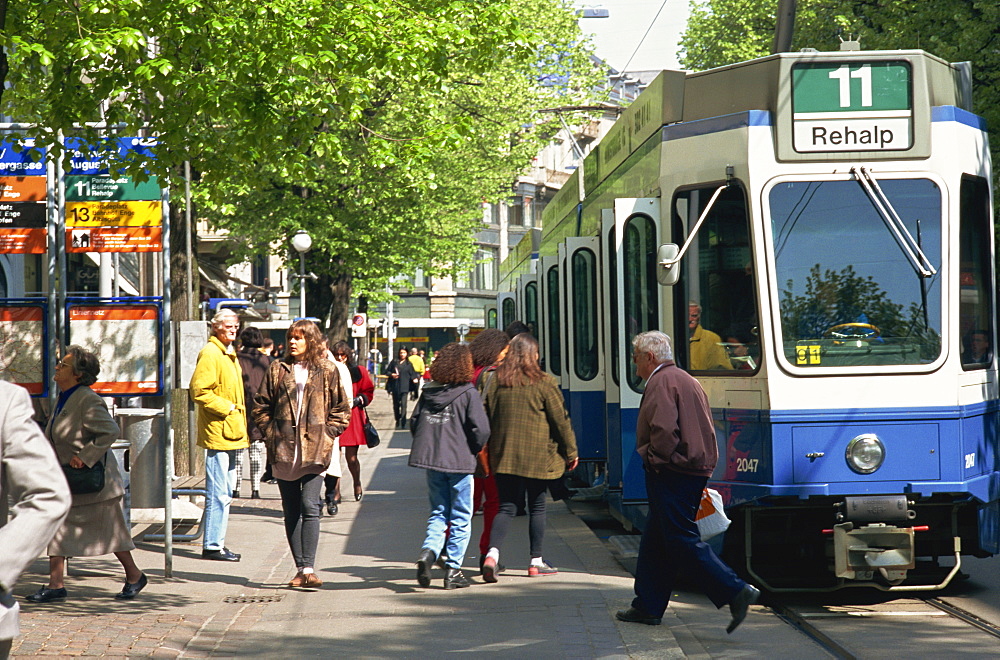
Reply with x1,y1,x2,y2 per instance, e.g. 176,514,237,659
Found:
496,46,999,591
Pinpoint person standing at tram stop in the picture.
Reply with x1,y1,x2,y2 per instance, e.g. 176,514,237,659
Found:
688,301,733,371
386,348,417,429
236,326,273,499
252,320,351,588
27,346,147,604
0,380,71,659
616,331,759,633
190,309,249,562
410,342,491,590
480,333,577,581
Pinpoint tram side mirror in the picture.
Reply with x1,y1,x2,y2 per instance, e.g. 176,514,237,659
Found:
656,244,681,286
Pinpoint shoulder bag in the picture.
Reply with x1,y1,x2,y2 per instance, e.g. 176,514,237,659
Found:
363,408,380,449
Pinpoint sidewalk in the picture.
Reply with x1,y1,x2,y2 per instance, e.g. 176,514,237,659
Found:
10,391,772,658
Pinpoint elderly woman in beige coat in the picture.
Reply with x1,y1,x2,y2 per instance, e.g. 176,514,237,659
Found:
26,346,147,603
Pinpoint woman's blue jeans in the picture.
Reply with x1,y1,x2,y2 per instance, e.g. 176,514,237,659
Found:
422,470,473,570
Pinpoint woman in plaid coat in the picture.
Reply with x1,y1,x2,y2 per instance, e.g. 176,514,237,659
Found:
480,333,578,582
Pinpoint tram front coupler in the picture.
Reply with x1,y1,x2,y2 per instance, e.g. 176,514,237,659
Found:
833,495,917,583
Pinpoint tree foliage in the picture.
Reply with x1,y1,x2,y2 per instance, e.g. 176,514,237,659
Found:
0,0,602,329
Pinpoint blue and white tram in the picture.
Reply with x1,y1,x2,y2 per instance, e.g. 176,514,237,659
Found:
497,47,999,590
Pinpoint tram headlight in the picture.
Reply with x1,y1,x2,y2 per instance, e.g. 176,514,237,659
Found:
845,434,885,474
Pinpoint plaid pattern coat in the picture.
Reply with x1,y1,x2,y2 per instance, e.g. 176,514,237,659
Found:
481,373,577,480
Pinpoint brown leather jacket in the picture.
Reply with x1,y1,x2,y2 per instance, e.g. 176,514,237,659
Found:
251,359,351,470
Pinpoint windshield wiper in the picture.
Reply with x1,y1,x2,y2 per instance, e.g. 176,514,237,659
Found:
852,166,937,278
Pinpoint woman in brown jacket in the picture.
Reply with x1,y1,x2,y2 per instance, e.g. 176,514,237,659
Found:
480,333,577,582
252,320,350,589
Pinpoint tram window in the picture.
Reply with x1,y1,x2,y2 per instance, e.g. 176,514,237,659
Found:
959,176,994,370
608,226,619,386
547,265,561,376
524,281,539,338
572,248,599,380
501,297,515,331
770,178,942,368
674,184,759,374
624,214,660,391
487,308,498,329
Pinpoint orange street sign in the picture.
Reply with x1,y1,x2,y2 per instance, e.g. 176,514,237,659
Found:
0,176,46,202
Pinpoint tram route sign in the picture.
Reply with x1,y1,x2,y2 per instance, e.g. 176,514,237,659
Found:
65,175,161,202
791,61,912,153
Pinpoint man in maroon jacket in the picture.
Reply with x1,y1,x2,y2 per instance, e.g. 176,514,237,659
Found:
616,331,759,633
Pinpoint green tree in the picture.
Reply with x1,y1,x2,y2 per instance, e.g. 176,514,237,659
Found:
0,0,601,325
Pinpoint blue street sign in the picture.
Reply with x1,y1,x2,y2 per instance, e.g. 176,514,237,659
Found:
0,139,46,176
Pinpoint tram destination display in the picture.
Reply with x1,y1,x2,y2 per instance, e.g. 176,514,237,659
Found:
791,61,912,153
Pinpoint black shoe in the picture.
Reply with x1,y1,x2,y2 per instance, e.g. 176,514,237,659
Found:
616,606,662,625
232,490,240,499
116,573,148,600
435,553,448,570
202,548,241,562
327,501,338,515
444,569,470,590
26,587,67,603
727,584,760,634
251,490,260,499
416,548,436,587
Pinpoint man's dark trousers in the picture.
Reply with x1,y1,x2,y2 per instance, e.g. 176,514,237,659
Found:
632,468,745,617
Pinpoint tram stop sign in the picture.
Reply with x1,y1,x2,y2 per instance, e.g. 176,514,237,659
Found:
351,313,367,338
791,61,912,153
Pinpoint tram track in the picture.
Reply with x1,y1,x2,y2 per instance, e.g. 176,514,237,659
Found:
766,593,1000,659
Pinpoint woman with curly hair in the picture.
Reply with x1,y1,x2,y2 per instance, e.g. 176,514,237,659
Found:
409,342,490,589
480,333,577,582
252,320,351,589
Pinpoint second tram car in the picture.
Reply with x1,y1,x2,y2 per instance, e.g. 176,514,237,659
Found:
497,47,999,590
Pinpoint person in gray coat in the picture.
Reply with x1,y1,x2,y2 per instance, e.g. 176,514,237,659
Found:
0,381,72,659
409,343,490,590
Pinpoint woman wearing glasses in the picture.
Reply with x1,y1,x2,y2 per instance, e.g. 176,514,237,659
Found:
26,346,147,603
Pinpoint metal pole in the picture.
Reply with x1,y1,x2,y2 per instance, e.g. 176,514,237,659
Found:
46,150,57,410
299,252,306,318
184,161,193,318
772,0,797,54
161,184,174,578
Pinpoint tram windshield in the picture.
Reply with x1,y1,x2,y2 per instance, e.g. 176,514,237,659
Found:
769,177,942,368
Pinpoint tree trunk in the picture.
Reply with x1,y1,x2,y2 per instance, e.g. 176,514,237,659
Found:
169,165,198,322
326,271,353,342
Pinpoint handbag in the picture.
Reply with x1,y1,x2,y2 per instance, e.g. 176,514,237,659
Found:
474,443,490,479
363,409,380,449
62,460,105,495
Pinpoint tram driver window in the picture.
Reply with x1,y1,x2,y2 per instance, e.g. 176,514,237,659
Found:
673,184,760,374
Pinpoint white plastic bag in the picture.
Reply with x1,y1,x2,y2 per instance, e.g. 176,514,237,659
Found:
695,488,731,540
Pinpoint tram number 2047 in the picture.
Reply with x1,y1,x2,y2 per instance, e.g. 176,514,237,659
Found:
736,458,759,473
965,453,976,469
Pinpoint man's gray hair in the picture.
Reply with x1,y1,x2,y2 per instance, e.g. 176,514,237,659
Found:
632,331,673,362
211,309,239,331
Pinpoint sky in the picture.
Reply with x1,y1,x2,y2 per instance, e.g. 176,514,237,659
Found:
574,0,692,72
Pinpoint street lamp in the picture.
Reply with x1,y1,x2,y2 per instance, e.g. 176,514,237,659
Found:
291,230,313,318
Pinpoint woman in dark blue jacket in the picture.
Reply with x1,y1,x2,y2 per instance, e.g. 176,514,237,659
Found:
409,342,490,589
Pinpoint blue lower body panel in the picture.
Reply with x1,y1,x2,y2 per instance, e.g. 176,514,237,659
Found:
568,390,606,460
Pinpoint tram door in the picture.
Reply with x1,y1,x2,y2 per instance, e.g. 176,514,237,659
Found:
516,273,539,338
610,199,661,500
538,255,560,378
562,236,606,462
498,292,516,333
